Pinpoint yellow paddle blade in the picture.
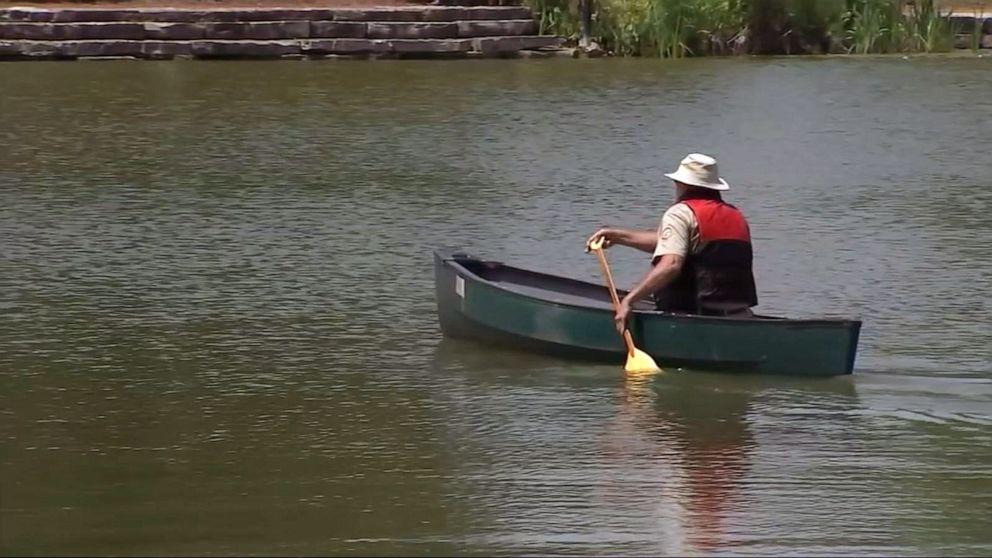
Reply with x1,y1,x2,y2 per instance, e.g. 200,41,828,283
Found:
625,347,662,374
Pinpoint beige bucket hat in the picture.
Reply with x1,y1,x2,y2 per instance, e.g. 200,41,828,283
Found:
664,153,730,191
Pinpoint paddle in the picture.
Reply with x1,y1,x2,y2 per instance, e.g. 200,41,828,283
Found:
587,237,663,374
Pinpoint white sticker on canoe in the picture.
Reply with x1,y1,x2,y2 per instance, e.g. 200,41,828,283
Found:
455,275,465,298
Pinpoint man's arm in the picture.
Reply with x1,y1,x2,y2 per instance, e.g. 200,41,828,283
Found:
586,228,657,253
613,254,684,331
624,254,684,305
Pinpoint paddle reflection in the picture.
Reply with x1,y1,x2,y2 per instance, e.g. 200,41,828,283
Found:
601,370,755,555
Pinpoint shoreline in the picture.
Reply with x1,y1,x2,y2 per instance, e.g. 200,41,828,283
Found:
1,2,989,60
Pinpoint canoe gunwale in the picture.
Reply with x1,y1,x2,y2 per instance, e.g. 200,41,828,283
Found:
436,249,862,328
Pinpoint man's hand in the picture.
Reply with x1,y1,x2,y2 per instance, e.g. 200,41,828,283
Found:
586,228,659,254
586,228,616,251
614,299,632,334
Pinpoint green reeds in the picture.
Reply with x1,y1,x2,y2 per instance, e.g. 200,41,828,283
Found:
904,0,955,52
967,4,987,51
524,0,957,56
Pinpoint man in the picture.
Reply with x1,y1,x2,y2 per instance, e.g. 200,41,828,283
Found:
587,153,758,332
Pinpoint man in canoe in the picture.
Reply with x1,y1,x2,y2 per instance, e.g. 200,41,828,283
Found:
587,153,758,330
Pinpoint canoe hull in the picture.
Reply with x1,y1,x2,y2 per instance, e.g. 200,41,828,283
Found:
434,250,861,377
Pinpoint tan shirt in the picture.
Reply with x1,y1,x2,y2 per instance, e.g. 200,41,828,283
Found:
652,202,700,261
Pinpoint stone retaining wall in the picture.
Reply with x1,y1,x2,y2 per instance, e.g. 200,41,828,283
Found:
0,6,570,59
0,6,536,22
0,36,566,58
0,19,539,39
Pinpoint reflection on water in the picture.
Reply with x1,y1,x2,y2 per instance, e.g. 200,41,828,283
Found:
613,372,756,554
431,337,989,556
2,57,991,556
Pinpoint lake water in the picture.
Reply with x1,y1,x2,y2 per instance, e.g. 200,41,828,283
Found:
1,56,990,556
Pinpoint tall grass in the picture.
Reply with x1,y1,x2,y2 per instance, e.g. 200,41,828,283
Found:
525,0,957,55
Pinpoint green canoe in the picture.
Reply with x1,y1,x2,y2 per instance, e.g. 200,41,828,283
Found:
433,249,862,377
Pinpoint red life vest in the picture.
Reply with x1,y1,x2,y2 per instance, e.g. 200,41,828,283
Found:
652,197,758,315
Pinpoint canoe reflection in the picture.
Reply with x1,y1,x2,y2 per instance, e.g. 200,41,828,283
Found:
430,339,859,554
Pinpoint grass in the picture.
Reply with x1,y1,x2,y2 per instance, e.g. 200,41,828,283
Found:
525,0,961,55
967,3,986,51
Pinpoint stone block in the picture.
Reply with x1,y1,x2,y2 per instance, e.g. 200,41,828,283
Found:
329,6,530,22
299,38,390,54
204,21,310,40
0,22,150,39
472,35,562,53
198,9,335,22
367,22,458,39
387,38,473,53
309,21,367,38
51,10,139,23
0,39,28,57
190,40,301,58
519,47,578,58
142,41,195,59
0,23,65,40
135,10,205,23
431,0,500,6
0,40,60,57
458,7,533,20
456,19,536,37
143,22,205,40
1,9,57,23
66,40,147,57
73,23,147,40
10,40,148,58
331,8,426,22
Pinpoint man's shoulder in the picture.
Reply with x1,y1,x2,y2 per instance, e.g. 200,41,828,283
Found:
663,202,697,222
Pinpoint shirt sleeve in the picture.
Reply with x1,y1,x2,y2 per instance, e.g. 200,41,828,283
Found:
652,203,695,260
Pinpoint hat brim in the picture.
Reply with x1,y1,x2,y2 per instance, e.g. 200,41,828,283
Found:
664,171,730,191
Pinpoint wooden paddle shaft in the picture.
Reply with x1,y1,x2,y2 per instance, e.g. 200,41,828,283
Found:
593,248,637,358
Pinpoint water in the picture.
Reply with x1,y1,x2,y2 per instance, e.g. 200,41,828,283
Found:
1,56,990,556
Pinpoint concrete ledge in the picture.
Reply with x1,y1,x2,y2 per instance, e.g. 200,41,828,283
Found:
332,6,532,21
388,37,473,52
141,40,194,58
0,38,58,57
192,40,300,58
203,21,310,40
367,22,458,39
0,22,63,39
143,22,204,40
300,38,390,54
457,19,535,37
0,21,146,39
0,37,570,59
473,35,562,53
309,21,367,38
